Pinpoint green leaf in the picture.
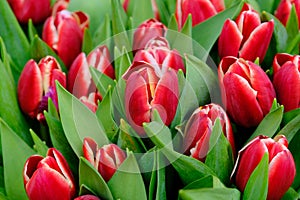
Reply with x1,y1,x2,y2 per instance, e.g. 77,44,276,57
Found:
93,14,112,49
277,114,300,143
148,150,157,200
29,129,48,157
0,119,36,200
131,0,154,28
286,33,300,54
179,187,241,200
282,108,300,125
0,37,14,83
183,175,225,190
286,5,299,44
27,20,38,43
255,0,276,13
243,153,269,200
205,120,234,185
289,130,300,189
96,88,118,143
156,0,172,25
192,1,243,57
0,0,30,70
56,83,109,157
0,60,32,145
114,46,132,81
90,67,116,98
185,54,220,105
247,105,284,143
82,29,93,54
108,151,147,200
155,152,167,200
79,157,113,200
30,35,67,72
112,78,127,122
281,187,300,200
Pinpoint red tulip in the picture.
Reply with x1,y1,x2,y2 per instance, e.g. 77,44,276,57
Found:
123,61,179,135
133,37,185,73
176,0,225,29
83,138,126,182
133,19,166,52
23,148,75,200
231,135,296,200
275,0,300,27
123,0,160,20
183,103,235,161
273,53,300,111
42,10,89,68
17,56,66,122
218,6,274,63
218,56,276,127
74,195,101,200
79,92,102,113
67,45,115,99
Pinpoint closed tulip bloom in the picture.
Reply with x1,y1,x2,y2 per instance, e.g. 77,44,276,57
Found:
273,53,300,111
231,135,296,200
183,103,235,161
23,148,75,200
74,195,101,200
275,0,300,27
133,19,167,52
67,45,115,99
134,37,185,73
176,0,225,29
123,61,179,135
79,92,102,113
218,7,274,63
42,10,89,68
17,56,66,122
218,56,276,127
83,138,126,182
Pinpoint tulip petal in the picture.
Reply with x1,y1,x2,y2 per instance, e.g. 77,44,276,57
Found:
274,0,292,26
272,53,294,74
151,68,179,126
18,60,43,118
83,137,98,166
223,72,263,127
218,19,243,59
190,126,211,162
239,20,274,62
23,155,43,185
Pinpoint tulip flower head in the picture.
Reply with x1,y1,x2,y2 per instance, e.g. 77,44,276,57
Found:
42,10,89,68
218,5,274,63
176,0,225,29
123,61,179,135
133,19,167,52
83,138,126,182
231,135,296,200
275,0,300,27
23,148,76,200
17,56,66,122
74,195,101,200
218,56,276,127
183,103,235,161
272,53,300,111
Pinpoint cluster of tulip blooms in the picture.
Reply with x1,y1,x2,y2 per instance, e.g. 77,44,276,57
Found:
0,0,299,199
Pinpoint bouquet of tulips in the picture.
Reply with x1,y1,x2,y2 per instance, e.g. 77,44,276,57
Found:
0,0,299,199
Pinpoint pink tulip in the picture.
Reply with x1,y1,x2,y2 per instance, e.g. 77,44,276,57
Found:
123,61,179,135
272,53,300,111
17,56,66,122
133,37,185,73
218,56,276,127
275,0,300,27
83,138,126,182
231,135,296,200
133,19,166,52
67,45,115,99
176,0,225,29
23,148,75,200
42,10,89,68
218,6,274,63
74,195,101,200
183,103,235,161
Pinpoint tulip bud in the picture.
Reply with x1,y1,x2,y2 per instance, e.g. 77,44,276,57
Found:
67,45,115,99
42,10,89,68
123,61,179,135
74,195,101,200
176,0,225,29
17,56,66,122
133,19,167,52
134,37,185,73
80,92,102,113
272,53,300,112
218,6,274,63
23,148,76,200
218,56,276,127
275,0,300,27
231,135,296,200
183,103,235,161
83,138,126,182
